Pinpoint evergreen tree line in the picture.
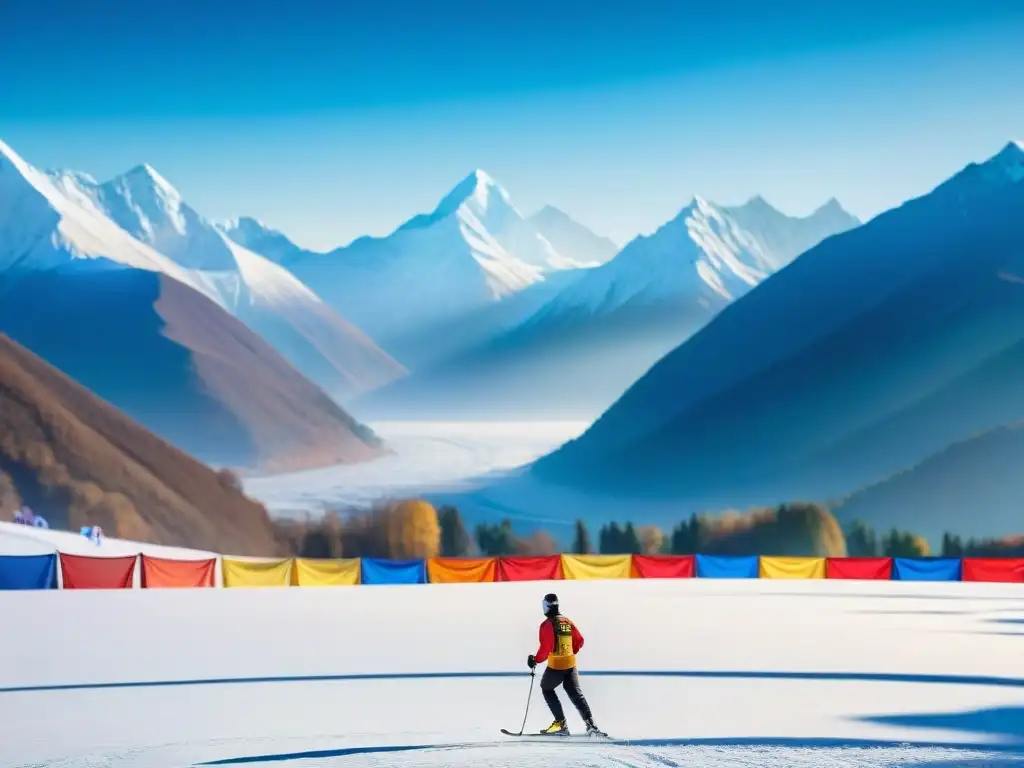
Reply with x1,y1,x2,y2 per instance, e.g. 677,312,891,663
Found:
278,499,1024,561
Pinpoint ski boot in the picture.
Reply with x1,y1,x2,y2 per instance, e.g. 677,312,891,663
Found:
585,719,607,738
541,719,569,736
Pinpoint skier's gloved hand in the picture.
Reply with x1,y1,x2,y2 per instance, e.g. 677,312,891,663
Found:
527,655,537,669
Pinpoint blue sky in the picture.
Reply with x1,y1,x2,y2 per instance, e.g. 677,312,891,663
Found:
2,0,1023,250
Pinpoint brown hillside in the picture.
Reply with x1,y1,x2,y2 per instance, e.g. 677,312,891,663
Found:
0,332,283,555
0,266,384,472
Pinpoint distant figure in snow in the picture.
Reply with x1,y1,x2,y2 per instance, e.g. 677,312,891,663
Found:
527,593,605,736
14,505,45,527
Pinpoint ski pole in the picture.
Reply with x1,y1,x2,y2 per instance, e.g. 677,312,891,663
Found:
513,668,536,736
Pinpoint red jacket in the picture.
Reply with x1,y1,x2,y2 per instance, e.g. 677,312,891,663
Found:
534,617,584,664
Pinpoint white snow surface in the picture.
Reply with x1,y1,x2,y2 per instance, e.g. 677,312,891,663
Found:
218,216,305,265
283,170,604,347
242,421,587,515
0,520,215,559
537,195,859,319
3,579,1024,767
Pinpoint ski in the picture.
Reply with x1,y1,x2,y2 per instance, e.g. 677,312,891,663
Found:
500,728,612,740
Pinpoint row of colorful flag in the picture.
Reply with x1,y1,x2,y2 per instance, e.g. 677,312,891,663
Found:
2,551,1023,589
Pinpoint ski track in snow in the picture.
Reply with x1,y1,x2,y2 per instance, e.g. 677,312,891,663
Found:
5,580,1024,767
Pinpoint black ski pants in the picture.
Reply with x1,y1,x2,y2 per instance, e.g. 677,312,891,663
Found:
540,666,593,724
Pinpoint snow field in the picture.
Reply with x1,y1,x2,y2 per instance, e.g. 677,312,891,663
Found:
2,578,1024,766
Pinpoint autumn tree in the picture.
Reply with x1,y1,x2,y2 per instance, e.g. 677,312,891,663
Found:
637,525,665,555
330,500,438,559
571,520,593,555
695,503,846,557
0,470,20,518
386,499,441,558
216,468,244,493
516,530,559,555
439,506,472,557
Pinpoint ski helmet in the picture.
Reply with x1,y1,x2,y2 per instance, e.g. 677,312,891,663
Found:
542,593,559,615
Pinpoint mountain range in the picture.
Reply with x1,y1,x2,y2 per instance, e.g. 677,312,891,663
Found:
6,129,1024,547
269,169,617,369
56,160,405,401
529,141,1024,540
353,194,860,418
0,140,386,471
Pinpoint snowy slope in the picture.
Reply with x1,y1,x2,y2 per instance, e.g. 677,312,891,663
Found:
0,141,209,295
75,163,406,399
536,195,860,320
0,520,216,558
4,579,1024,767
284,170,598,364
219,215,307,264
534,141,1024,504
529,205,619,265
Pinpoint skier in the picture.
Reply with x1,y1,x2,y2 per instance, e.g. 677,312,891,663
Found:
527,593,605,736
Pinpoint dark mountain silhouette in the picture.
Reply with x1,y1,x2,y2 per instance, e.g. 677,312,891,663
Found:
835,421,1024,543
534,142,1024,511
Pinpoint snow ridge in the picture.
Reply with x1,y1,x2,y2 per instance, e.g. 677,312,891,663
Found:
219,216,307,264
538,194,859,320
0,140,209,292
284,168,607,355
0,140,405,399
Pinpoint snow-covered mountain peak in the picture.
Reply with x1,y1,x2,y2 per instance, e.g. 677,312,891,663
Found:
935,140,1024,195
0,141,204,281
532,204,568,221
85,164,241,270
399,168,517,234
734,194,775,211
539,192,860,317
119,163,181,203
985,140,1024,182
690,194,712,211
